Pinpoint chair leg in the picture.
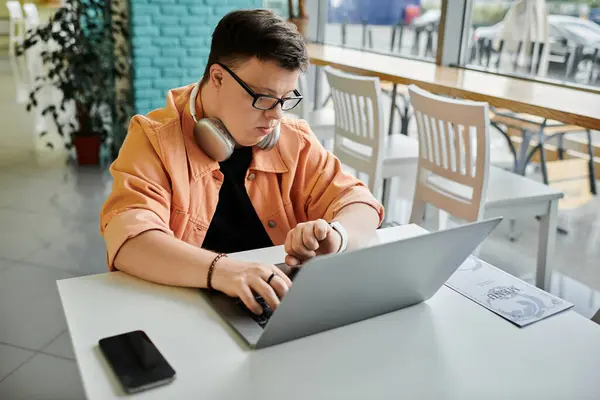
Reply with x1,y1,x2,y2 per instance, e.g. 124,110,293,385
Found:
491,122,518,172
524,128,550,184
517,130,533,176
524,144,544,179
409,198,426,225
392,95,412,136
321,92,331,109
586,129,597,195
557,134,565,160
538,135,550,185
534,129,568,235
535,122,550,185
387,84,398,136
400,114,410,136
509,130,538,242
400,94,411,136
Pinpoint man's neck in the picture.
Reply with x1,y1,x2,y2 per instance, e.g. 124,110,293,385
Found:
199,81,244,149
199,82,218,120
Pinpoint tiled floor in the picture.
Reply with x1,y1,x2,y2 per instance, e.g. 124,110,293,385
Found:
0,58,106,399
1,58,599,399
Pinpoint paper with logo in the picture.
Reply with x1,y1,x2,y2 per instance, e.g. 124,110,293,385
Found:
444,256,573,327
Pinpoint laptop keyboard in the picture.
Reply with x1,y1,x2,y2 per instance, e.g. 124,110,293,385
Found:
236,296,273,328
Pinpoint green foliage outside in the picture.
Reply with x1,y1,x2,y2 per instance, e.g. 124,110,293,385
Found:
471,4,507,27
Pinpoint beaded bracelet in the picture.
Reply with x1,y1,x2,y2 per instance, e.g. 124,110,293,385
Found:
207,253,227,290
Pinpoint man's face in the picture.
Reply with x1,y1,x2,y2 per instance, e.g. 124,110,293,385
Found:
211,58,300,147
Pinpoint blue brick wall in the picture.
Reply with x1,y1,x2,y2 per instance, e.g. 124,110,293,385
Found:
131,0,263,115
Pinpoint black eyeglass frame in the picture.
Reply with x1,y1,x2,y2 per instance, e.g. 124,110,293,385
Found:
217,62,303,111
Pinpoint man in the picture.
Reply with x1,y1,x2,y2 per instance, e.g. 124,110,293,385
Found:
100,9,383,316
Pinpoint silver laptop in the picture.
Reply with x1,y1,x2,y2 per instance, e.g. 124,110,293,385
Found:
202,217,502,349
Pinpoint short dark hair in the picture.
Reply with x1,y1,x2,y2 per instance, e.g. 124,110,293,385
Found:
203,9,309,80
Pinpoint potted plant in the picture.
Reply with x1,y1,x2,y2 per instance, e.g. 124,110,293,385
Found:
288,0,308,36
16,0,132,165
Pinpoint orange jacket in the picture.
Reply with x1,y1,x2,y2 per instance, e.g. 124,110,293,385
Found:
100,84,384,270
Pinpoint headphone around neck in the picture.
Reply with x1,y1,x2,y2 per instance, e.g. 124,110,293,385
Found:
189,80,280,162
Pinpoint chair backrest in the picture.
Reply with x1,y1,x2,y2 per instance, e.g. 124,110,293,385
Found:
23,3,40,30
6,1,25,42
6,1,23,19
407,84,490,223
324,66,385,196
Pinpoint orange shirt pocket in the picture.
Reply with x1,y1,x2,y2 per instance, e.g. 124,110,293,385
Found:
170,207,208,248
169,206,189,240
259,201,294,246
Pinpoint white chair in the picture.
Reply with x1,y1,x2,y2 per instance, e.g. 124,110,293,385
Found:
22,3,43,84
408,84,490,225
6,1,24,56
22,3,40,30
6,0,28,102
323,66,419,214
21,3,48,134
407,85,564,290
22,3,43,83
285,73,335,146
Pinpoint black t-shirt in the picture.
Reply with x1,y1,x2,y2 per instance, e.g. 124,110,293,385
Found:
202,146,274,254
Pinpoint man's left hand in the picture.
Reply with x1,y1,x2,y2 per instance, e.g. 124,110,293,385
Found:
284,219,341,266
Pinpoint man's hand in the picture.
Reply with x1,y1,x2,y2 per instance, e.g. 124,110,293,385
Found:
284,219,342,266
211,258,293,315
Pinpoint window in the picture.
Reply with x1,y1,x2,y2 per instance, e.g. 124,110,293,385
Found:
323,0,442,61
462,0,600,88
563,21,600,42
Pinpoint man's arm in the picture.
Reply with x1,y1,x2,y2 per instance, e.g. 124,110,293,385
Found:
114,230,292,314
113,230,217,288
101,120,217,287
331,203,380,250
283,120,384,264
101,118,291,314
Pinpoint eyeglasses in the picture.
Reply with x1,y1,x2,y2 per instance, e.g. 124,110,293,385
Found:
217,62,303,112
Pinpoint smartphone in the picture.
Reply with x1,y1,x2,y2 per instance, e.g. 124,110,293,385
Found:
99,330,176,394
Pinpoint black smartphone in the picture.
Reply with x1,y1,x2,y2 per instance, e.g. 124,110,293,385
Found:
98,330,176,394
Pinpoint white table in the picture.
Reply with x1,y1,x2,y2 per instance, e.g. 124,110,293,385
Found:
58,225,600,400
429,165,563,289
482,166,563,289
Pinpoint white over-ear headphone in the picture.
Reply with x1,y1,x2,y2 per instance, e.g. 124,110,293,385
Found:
189,80,280,162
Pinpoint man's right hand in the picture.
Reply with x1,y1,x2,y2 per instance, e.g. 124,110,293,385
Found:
211,258,293,315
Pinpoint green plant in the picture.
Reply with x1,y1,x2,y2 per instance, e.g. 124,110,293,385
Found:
16,0,132,152
472,4,508,26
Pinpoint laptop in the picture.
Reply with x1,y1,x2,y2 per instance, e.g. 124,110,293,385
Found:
201,217,502,349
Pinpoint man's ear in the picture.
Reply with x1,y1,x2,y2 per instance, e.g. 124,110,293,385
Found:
209,64,224,89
